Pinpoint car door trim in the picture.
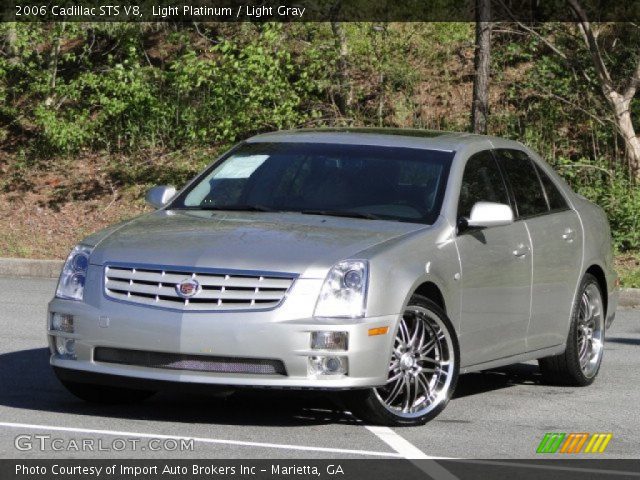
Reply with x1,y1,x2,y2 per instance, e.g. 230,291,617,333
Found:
461,344,565,373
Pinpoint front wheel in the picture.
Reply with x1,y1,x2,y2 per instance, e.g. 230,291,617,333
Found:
345,295,459,426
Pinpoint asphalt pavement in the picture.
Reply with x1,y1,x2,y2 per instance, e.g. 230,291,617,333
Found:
0,277,638,459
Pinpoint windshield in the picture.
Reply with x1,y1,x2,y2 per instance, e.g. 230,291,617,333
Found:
171,142,454,224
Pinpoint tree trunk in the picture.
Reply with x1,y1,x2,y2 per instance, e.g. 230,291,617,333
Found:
5,23,19,65
608,92,640,175
45,23,65,107
331,21,352,118
567,0,640,178
471,0,492,134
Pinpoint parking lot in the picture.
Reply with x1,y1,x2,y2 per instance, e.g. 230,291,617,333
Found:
1,277,638,459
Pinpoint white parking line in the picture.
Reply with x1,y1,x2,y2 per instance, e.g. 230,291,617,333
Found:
365,426,460,480
0,422,402,458
365,425,441,459
343,410,449,460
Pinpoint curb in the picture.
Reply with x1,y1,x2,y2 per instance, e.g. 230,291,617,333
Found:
619,288,640,308
0,257,639,307
0,257,64,279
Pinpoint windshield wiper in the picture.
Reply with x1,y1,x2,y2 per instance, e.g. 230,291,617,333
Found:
300,209,380,220
182,205,380,219
192,204,276,212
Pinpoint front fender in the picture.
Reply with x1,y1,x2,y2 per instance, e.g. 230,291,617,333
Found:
363,221,461,332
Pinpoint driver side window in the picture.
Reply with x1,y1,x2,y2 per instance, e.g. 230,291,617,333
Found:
457,150,510,219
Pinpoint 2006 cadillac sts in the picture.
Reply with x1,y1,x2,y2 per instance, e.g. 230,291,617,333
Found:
49,129,618,425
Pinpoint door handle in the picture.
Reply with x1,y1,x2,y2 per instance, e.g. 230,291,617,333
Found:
513,243,530,257
562,228,575,242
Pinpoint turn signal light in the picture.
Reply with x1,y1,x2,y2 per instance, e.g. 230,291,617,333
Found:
368,326,389,336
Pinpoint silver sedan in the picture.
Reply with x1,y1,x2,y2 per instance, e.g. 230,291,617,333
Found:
48,129,618,426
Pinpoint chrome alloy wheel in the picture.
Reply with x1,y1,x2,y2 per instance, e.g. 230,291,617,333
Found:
374,306,455,418
577,283,605,378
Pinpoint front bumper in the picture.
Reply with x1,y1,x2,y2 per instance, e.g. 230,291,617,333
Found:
47,296,398,390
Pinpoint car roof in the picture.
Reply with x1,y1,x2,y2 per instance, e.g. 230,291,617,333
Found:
246,128,525,152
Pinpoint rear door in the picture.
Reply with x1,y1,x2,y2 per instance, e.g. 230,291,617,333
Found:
455,150,532,367
494,149,583,351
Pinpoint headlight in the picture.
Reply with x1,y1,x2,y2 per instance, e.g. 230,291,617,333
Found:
314,260,368,318
56,245,93,301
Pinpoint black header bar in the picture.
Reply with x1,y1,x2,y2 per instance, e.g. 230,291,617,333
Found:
2,0,640,22
3,459,640,480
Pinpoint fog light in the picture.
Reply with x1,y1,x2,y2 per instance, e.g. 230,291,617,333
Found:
311,331,348,351
308,356,348,376
55,337,76,358
51,313,74,333
343,269,363,289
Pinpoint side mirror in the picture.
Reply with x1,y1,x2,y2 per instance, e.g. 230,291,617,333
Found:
464,201,514,229
145,185,176,209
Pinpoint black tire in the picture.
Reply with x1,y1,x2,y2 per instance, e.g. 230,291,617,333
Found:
344,295,459,426
539,273,605,386
58,379,156,404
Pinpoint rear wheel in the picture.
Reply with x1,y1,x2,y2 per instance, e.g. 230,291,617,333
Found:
57,378,156,404
539,273,605,386
345,295,459,426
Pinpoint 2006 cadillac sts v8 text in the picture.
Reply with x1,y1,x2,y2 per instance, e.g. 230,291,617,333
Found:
48,129,618,426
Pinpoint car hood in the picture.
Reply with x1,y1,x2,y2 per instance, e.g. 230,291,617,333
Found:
89,210,428,278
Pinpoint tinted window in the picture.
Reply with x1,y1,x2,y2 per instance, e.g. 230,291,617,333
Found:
495,149,548,217
457,150,510,219
535,163,568,211
173,142,454,224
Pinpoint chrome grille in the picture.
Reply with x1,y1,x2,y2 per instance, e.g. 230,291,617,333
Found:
94,347,287,376
104,265,295,311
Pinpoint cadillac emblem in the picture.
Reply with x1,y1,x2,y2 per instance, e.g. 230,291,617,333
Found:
176,279,201,298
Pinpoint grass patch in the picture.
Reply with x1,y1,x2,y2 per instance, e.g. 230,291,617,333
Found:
617,251,640,288
0,231,34,258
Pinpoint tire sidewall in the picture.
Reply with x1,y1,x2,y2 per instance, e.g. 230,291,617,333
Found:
566,273,605,385
359,294,460,426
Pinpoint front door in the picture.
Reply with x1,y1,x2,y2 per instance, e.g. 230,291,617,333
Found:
455,150,532,367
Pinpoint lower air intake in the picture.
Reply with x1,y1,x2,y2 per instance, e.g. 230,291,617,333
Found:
94,347,287,376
